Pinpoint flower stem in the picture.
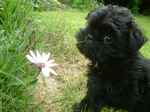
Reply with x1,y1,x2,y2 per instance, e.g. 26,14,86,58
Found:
40,73,47,87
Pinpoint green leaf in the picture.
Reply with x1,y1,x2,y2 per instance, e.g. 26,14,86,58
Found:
23,29,36,38
1,63,8,71
10,77,32,85
0,99,2,112
0,70,10,79
0,30,6,44
9,57,29,73
0,36,6,43
29,79,38,86
0,52,3,65
22,66,29,78
29,81,40,90
94,61,99,69
0,30,4,36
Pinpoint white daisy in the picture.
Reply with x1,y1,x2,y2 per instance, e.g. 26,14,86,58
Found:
26,50,59,77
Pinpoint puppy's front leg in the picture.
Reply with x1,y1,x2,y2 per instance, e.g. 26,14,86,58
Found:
73,97,90,112
91,101,103,112
73,95,103,112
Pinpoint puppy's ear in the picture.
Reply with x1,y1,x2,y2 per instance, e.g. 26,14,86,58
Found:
85,12,91,20
85,10,94,20
129,27,148,52
85,8,99,20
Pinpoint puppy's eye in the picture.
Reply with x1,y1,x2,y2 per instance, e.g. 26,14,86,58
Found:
104,36,113,44
85,34,93,42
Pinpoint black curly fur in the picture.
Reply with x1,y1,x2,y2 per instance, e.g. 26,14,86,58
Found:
73,5,150,112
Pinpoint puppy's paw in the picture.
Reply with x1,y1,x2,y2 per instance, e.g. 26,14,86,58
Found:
73,103,81,112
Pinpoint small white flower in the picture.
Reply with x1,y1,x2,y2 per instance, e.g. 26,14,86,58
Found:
26,50,59,77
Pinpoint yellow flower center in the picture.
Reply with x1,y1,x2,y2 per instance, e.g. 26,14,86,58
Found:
39,63,45,68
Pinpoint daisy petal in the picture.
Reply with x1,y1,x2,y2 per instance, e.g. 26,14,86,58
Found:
45,53,50,62
42,52,50,62
42,53,46,59
26,54,36,63
30,50,38,63
42,67,50,77
47,60,55,64
47,63,60,67
42,52,46,62
49,68,58,76
36,50,42,62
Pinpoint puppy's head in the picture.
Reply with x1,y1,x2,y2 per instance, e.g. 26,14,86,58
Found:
75,5,148,62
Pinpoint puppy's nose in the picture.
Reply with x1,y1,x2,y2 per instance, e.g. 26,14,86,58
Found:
85,34,93,42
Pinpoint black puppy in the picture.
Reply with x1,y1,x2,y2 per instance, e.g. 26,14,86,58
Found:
73,5,150,112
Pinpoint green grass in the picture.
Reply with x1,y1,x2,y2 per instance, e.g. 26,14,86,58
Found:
30,11,86,57
30,11,150,112
0,1,40,111
135,15,150,58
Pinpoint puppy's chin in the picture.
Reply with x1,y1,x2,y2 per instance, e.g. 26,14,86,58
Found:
76,43,85,54
76,42,97,61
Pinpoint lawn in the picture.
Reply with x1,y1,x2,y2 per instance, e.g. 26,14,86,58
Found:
30,10,150,112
